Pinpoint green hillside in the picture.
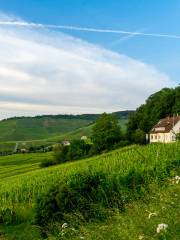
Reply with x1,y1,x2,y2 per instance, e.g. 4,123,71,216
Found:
0,111,131,143
0,118,128,153
0,117,93,142
0,143,179,239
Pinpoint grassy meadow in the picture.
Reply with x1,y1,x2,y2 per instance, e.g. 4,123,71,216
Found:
0,142,179,239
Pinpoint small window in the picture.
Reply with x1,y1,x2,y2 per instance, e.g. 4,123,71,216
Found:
155,135,157,139
172,135,176,141
151,135,153,139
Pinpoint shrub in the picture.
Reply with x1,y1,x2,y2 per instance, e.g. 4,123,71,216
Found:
54,141,92,164
35,170,124,226
54,144,69,164
40,159,57,168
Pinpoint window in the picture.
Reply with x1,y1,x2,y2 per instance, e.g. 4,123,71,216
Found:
172,135,176,141
151,135,153,139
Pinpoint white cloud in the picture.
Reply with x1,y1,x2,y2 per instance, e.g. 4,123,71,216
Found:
0,14,175,119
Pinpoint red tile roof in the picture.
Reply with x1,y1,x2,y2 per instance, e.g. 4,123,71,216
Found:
150,116,180,133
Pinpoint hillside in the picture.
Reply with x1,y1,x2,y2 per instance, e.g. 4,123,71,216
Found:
0,111,133,142
0,143,179,239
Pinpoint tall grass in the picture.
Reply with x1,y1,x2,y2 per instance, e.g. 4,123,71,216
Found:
0,143,179,226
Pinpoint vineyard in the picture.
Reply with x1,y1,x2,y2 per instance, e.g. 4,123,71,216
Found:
0,143,179,239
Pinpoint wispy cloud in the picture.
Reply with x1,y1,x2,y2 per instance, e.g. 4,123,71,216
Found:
0,14,175,119
0,20,180,39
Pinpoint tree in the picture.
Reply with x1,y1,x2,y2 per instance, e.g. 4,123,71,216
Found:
127,86,180,143
133,129,146,145
67,140,91,160
91,113,121,153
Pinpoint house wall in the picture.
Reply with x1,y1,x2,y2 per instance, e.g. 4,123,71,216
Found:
150,132,175,143
172,120,180,134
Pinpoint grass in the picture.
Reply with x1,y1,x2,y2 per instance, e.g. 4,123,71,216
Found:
68,183,180,240
0,152,53,180
0,143,179,239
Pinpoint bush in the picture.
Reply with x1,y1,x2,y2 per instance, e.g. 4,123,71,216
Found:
40,159,57,168
54,144,69,164
35,170,124,226
54,141,92,164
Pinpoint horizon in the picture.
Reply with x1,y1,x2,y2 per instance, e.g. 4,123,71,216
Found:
0,1,179,119
0,109,135,121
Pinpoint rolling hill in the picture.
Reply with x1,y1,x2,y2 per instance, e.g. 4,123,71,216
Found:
0,111,133,142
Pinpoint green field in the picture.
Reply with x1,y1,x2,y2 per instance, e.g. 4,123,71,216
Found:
0,143,179,239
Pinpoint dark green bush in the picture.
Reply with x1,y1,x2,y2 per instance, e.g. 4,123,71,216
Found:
40,159,57,168
35,170,124,226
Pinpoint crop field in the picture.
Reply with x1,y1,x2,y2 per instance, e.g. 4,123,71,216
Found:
0,152,53,180
0,143,179,239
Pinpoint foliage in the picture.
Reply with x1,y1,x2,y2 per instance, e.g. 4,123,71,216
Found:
127,86,180,142
39,159,57,168
54,140,92,164
133,129,147,145
35,170,124,226
91,113,122,153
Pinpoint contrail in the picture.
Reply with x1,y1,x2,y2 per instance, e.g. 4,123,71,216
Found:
0,21,180,39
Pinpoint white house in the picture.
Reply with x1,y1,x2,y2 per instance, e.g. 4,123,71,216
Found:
149,116,180,143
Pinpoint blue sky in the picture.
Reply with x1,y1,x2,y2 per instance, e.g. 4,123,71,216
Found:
0,1,179,118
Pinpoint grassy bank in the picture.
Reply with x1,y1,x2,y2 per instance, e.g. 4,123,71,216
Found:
0,143,179,239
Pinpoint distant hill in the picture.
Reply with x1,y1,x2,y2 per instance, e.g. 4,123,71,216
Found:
0,111,134,142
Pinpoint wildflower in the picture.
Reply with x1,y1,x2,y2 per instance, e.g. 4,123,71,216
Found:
174,176,180,184
138,235,144,239
80,237,85,240
170,176,180,184
148,212,157,219
156,223,168,234
62,223,68,229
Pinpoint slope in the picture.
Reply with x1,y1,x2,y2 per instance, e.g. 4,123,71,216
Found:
0,111,132,143
0,143,179,240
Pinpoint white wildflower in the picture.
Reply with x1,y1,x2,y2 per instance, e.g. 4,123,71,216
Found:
138,235,144,239
62,223,68,229
80,237,85,240
170,176,180,184
148,212,157,219
156,223,168,234
174,176,180,184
